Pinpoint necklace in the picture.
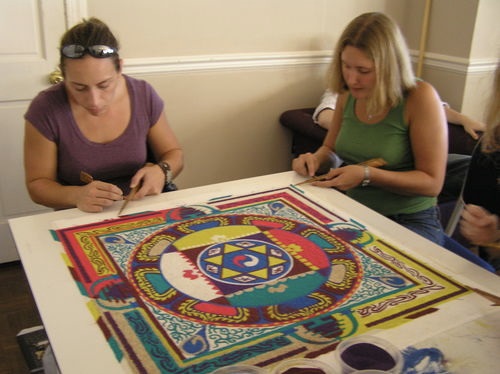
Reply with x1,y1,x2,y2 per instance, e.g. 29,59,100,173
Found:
358,100,382,120
364,104,379,120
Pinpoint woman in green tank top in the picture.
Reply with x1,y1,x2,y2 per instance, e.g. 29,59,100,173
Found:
292,12,448,246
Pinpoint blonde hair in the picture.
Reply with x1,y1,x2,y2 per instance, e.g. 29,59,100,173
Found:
482,63,500,153
328,12,416,115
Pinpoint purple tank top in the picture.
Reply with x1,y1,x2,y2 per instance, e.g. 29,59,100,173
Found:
25,75,164,194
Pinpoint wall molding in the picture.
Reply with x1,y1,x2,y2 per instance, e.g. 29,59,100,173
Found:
123,49,497,77
65,0,495,77
123,51,332,76
412,51,498,75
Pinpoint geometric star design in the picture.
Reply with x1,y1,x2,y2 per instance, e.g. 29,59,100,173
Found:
199,239,292,285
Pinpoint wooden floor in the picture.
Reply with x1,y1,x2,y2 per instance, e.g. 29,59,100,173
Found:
0,261,43,374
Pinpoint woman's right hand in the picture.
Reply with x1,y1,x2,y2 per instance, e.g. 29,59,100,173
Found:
76,181,123,212
292,152,321,177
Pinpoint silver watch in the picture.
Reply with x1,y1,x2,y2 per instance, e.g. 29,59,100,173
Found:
361,166,370,187
157,161,173,185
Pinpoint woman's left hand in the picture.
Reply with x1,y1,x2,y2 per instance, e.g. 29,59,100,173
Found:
313,165,365,191
127,164,165,200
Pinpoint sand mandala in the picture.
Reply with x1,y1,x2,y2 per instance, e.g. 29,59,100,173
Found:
54,187,468,373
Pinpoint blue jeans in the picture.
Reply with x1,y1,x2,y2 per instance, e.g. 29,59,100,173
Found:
443,236,495,272
388,206,494,272
387,206,445,246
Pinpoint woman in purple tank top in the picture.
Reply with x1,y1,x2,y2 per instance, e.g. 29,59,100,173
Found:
24,18,183,213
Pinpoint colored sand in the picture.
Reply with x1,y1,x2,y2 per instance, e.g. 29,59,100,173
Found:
340,342,396,370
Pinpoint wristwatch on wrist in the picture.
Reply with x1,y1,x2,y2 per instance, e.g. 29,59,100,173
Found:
157,161,173,185
361,166,371,187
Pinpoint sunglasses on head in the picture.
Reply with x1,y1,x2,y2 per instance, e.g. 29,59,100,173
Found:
61,44,118,59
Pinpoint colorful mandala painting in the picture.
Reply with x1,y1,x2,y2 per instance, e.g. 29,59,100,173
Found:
54,187,468,373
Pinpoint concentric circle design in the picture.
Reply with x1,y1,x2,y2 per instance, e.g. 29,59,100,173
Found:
198,239,293,286
128,214,361,326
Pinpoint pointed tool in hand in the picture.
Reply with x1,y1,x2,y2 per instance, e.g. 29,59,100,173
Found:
118,182,141,216
80,171,94,184
294,157,387,186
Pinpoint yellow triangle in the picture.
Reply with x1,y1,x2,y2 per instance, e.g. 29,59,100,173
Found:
268,256,286,267
250,245,267,254
204,255,223,265
250,268,268,279
221,268,241,279
224,244,242,253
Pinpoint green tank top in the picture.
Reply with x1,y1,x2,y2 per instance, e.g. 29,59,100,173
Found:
335,94,436,216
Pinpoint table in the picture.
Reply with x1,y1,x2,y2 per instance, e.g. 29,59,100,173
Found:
9,171,500,373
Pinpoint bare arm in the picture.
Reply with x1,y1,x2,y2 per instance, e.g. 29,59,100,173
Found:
316,109,335,129
128,111,184,199
312,90,338,129
444,105,486,140
24,121,123,212
388,81,447,196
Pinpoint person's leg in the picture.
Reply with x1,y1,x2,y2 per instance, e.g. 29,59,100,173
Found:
442,236,495,272
388,207,494,272
388,206,445,246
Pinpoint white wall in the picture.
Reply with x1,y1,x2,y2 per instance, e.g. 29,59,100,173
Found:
86,0,410,188
461,0,500,119
405,0,499,119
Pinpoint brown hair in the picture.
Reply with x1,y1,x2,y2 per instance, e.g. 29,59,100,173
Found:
59,17,120,72
328,12,416,115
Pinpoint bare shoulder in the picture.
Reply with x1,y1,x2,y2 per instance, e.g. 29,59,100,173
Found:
407,81,440,105
406,81,442,120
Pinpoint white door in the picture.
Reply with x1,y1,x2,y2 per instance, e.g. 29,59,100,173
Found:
0,0,68,262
